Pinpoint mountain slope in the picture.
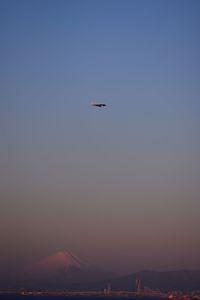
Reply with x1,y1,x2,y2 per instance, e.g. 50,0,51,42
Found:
18,250,113,288
25,250,89,277
85,270,200,293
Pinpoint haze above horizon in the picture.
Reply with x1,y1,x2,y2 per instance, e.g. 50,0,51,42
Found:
0,0,200,277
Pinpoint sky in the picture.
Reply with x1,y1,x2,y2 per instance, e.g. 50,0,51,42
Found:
0,0,200,278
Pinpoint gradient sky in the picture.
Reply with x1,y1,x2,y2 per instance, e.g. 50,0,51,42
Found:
1,0,200,277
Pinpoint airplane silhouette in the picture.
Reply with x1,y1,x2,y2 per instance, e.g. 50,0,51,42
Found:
91,101,106,108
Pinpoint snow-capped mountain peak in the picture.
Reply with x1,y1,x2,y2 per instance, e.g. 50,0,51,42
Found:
17,250,114,288
26,250,89,277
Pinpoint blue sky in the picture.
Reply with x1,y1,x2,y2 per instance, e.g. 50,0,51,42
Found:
1,0,200,275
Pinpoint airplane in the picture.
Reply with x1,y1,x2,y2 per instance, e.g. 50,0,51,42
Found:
91,101,106,108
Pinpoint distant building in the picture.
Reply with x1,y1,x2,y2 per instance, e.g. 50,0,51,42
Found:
135,278,141,294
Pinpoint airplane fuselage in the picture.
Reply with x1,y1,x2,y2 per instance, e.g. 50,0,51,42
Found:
91,103,106,107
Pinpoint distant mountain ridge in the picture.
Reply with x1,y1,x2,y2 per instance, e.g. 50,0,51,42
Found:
121,270,200,292
2,250,200,292
79,270,200,293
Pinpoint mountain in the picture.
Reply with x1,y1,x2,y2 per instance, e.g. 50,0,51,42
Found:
77,270,200,293
25,250,89,277
3,251,200,291
16,250,114,289
107,271,200,292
